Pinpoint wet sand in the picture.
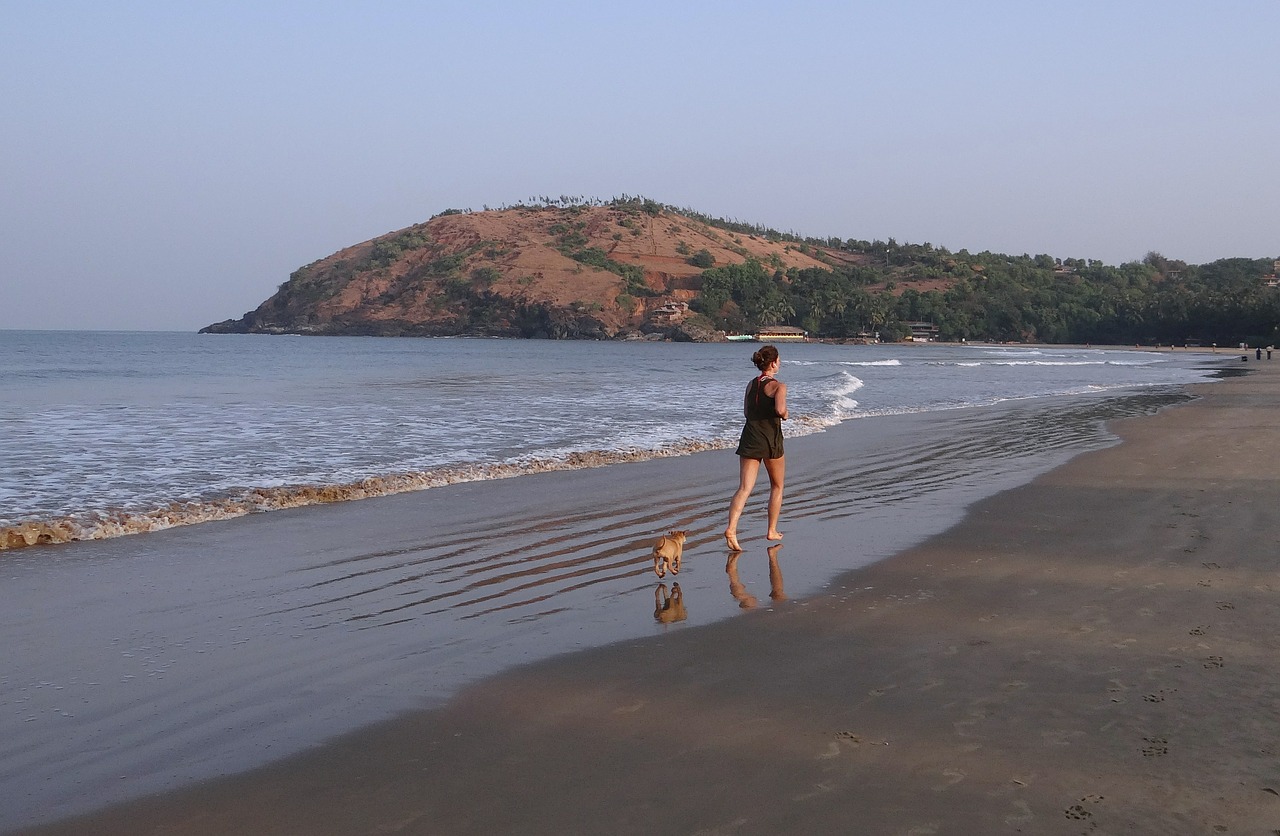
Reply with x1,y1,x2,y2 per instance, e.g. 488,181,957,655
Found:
19,360,1280,835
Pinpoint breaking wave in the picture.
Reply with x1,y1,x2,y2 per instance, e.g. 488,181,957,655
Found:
0,438,739,552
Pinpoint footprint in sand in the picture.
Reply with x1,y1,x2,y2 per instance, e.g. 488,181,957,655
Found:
793,782,835,801
1202,562,1221,569
1004,799,1034,827
1189,626,1207,636
1042,729,1082,746
1203,656,1224,669
820,730,866,758
1216,601,1236,610
1141,737,1169,757
931,768,965,791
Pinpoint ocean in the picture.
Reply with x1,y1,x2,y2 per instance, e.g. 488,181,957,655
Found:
0,331,1223,546
0,331,1232,829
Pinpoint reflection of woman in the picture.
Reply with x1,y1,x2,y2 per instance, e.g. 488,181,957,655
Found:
725,553,758,609
767,543,786,602
724,345,788,551
725,546,786,609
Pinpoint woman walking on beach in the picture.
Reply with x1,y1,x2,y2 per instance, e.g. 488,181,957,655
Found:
724,345,788,551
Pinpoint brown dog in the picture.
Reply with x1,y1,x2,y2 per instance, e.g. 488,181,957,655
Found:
652,530,688,578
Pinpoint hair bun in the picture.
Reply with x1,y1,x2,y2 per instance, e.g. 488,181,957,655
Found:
751,344,779,371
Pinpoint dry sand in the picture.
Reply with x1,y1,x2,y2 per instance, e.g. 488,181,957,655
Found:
21,362,1280,836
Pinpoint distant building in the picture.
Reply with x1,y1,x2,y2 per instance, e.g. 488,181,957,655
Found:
648,300,689,325
755,325,807,342
905,321,940,341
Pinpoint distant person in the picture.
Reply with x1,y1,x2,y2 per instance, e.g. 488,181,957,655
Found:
1257,347,1263,361
1269,346,1273,360
724,344,788,551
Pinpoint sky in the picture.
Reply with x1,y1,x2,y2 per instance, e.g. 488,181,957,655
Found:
2,1,1278,331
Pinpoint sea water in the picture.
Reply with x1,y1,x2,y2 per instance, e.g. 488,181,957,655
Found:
0,331,1222,546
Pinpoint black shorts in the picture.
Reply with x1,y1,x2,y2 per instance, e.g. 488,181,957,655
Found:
735,419,783,460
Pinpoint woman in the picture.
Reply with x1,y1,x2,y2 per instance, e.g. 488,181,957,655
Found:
724,344,788,551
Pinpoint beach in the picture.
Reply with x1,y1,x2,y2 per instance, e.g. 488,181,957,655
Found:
10,357,1275,834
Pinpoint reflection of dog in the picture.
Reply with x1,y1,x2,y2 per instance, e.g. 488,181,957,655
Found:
654,582,687,624
652,530,688,578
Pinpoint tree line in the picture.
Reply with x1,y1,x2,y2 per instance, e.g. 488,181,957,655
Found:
689,248,1280,346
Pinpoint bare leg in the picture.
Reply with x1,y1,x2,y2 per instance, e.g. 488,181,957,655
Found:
763,455,785,540
724,457,760,551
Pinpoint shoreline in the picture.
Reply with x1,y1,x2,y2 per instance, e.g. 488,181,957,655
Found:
17,363,1280,833
0,340,1225,554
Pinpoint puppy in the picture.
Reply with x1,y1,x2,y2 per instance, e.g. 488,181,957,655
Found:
652,530,688,578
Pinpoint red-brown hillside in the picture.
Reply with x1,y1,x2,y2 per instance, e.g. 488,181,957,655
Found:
202,203,834,339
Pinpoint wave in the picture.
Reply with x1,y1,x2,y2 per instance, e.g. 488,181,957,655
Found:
934,359,1159,368
1,439,744,552
1,362,1196,553
788,358,900,367
790,371,864,431
1,373,874,552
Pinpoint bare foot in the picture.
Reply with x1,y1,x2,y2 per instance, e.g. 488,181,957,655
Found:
766,530,784,541
724,532,743,552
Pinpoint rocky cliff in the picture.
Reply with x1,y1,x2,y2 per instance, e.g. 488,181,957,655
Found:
201,201,832,340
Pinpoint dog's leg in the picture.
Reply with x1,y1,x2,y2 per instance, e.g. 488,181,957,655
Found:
653,551,665,578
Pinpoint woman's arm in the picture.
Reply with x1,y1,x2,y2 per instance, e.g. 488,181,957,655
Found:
767,380,788,420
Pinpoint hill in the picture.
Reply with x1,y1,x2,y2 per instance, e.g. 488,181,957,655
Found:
202,198,834,340
203,198,1280,345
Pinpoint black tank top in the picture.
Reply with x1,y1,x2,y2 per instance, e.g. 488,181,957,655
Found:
744,375,779,421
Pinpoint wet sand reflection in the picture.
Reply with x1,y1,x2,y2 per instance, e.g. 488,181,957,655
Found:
653,582,687,624
726,545,787,610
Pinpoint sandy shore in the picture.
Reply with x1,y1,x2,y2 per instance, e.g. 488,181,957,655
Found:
20,360,1280,835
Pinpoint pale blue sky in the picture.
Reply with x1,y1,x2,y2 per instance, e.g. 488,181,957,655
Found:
2,1,1277,331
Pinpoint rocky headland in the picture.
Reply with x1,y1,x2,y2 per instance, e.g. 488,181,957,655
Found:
201,200,840,341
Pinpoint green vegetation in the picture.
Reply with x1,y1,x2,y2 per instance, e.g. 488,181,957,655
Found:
470,266,501,286
427,253,465,275
688,249,715,268
369,229,432,269
689,244,1280,346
